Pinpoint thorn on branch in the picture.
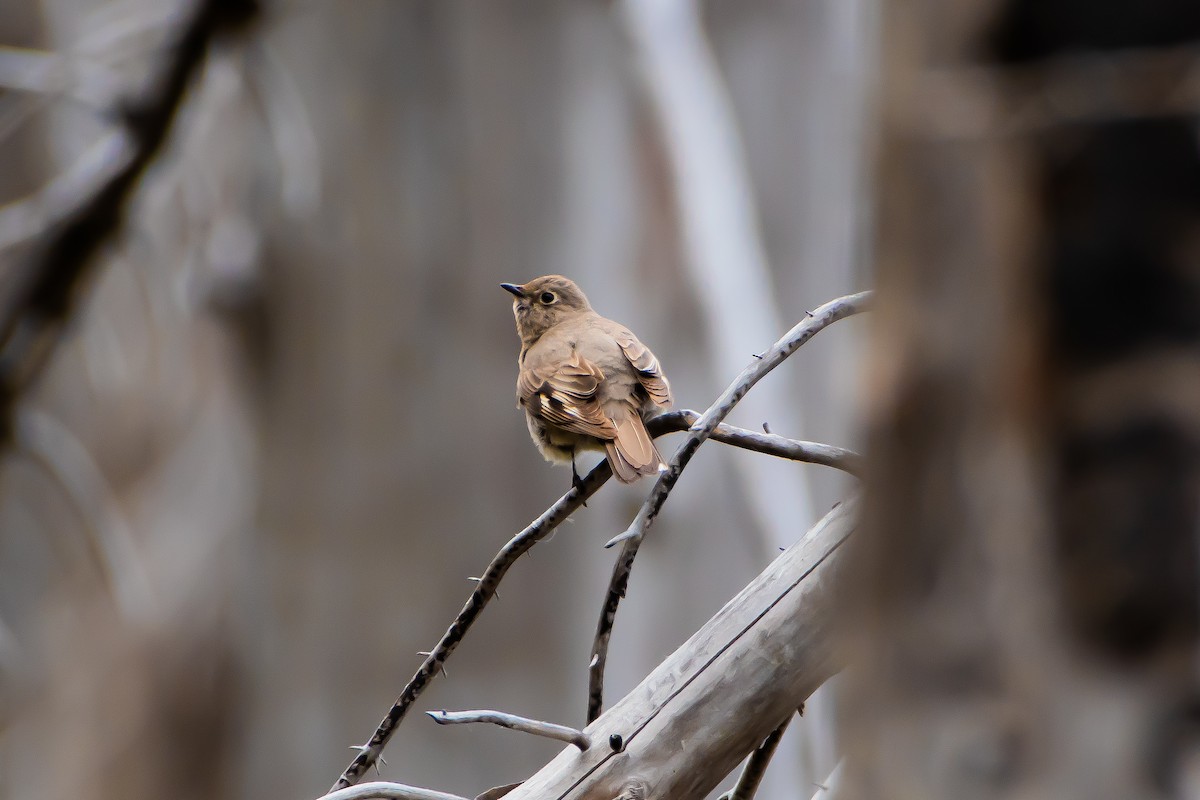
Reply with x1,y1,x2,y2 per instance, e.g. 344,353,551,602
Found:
467,576,498,599
347,744,387,775
416,652,448,677
604,529,635,549
762,422,771,434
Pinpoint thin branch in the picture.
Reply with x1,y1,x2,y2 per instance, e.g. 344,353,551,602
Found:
588,291,871,722
315,781,469,800
650,410,862,476
718,716,792,800
427,710,591,750
0,0,257,445
329,460,612,791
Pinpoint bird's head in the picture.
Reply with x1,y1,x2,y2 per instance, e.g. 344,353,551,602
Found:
501,275,593,344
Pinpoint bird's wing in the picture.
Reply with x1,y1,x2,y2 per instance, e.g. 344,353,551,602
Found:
607,324,672,408
518,349,618,440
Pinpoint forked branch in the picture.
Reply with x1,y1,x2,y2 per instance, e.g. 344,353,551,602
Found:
588,291,871,722
329,404,860,790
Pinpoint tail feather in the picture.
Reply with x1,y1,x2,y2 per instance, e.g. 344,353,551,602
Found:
604,411,664,484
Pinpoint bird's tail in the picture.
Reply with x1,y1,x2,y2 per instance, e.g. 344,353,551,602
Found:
604,409,665,484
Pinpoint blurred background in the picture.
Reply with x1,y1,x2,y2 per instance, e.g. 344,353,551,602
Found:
0,1,873,798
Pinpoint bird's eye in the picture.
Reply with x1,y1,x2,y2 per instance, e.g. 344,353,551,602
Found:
540,291,556,304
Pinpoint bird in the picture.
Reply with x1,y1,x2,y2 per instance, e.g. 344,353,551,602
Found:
501,276,672,489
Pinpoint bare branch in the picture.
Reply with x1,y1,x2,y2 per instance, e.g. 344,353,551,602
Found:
506,498,856,800
608,291,872,553
316,781,469,800
650,410,861,476
427,710,591,751
329,459,612,791
588,291,871,722
718,716,792,800
330,375,862,788
0,0,257,445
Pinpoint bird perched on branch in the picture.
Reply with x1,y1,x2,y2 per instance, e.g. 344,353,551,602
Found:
502,276,672,488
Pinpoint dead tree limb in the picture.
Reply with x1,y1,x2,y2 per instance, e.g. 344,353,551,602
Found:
504,497,855,800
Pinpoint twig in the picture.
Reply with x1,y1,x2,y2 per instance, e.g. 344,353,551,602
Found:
315,781,469,800
588,291,871,722
329,460,612,791
718,716,792,800
427,710,591,750
650,410,861,476
0,0,257,445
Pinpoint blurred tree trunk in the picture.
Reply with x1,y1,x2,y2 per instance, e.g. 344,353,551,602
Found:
845,0,1200,797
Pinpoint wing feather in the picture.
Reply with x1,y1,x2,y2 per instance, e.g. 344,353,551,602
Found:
518,350,617,440
607,325,672,407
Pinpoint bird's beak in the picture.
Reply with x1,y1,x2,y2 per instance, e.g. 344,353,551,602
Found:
500,283,525,299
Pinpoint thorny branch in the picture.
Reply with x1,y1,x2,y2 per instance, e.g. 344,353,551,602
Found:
587,290,872,722
0,0,257,445
656,410,861,476
330,406,861,789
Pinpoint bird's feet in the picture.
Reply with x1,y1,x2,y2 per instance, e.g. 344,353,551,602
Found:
572,455,587,506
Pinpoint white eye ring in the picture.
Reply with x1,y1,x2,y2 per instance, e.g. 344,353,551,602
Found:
540,291,557,304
